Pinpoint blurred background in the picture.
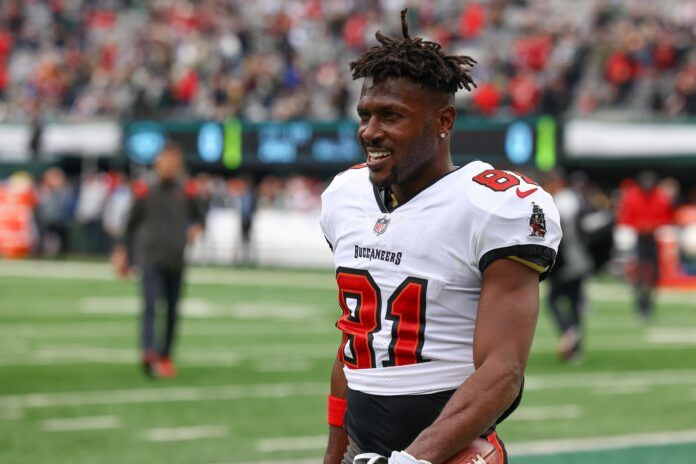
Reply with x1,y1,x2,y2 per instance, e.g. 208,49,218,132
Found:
1,0,695,463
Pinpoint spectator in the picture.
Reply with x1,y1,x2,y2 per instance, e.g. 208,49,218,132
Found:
228,175,258,266
35,167,74,257
102,171,132,248
74,171,110,254
0,1,694,121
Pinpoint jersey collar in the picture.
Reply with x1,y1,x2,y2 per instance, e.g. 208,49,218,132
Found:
371,166,463,213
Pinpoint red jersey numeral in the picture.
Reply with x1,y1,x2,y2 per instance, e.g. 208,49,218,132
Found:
336,268,381,369
473,169,520,191
335,268,428,369
384,277,428,367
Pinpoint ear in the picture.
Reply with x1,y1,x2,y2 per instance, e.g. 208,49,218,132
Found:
437,105,456,134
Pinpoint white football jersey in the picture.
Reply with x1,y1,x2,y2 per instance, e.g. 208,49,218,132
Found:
320,161,561,395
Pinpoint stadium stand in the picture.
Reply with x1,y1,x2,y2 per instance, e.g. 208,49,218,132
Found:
0,0,694,122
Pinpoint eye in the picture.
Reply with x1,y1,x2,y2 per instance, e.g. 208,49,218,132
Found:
382,111,401,121
357,110,370,122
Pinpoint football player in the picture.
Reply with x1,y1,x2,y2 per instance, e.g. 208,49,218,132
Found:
320,9,561,464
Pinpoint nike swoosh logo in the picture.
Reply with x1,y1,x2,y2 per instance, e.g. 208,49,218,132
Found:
516,187,538,198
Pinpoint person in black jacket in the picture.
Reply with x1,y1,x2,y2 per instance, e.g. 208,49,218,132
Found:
112,141,205,378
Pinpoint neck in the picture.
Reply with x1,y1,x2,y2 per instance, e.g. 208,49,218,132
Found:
390,155,453,204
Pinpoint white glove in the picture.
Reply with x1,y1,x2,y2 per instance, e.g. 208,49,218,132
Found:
353,451,432,464
388,451,432,464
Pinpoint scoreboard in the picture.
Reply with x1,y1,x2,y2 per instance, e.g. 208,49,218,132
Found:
123,117,557,171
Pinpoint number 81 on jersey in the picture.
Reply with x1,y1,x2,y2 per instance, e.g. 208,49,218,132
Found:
336,267,428,369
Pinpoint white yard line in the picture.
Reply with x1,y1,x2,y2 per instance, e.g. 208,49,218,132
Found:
253,359,313,373
0,382,327,409
525,368,696,390
587,282,696,306
0,322,331,339
509,405,582,422
256,436,326,452
0,260,335,289
647,328,696,344
509,428,696,456
81,297,326,320
41,415,121,432
532,335,696,352
144,425,227,442
0,347,240,367
591,385,650,395
0,342,338,367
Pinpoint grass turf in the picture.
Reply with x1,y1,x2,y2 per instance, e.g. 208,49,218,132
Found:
0,260,695,463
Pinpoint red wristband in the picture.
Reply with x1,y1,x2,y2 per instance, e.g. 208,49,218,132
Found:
328,394,347,427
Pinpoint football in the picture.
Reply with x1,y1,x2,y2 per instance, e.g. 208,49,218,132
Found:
444,438,503,464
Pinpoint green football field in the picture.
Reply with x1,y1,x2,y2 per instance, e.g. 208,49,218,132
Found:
1,259,695,464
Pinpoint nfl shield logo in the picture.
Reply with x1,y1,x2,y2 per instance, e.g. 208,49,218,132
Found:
373,216,390,235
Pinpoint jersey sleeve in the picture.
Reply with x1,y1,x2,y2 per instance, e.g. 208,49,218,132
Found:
320,175,343,253
319,194,334,253
474,183,562,280
319,167,366,254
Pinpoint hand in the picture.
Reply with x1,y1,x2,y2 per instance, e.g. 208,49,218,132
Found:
111,246,130,279
187,223,203,242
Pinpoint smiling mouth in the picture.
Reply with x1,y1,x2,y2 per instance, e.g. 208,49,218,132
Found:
366,149,392,164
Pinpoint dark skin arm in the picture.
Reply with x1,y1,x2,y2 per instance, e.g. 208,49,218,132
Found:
405,258,541,463
324,355,350,464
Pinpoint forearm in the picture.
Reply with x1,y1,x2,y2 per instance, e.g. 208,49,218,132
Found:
405,360,522,463
324,356,349,464
408,258,539,463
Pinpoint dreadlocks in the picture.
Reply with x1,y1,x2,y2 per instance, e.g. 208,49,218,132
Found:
350,9,477,98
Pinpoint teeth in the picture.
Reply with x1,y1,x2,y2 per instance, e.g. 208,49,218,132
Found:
368,151,391,161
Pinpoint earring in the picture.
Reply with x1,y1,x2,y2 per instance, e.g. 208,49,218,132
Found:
440,132,446,139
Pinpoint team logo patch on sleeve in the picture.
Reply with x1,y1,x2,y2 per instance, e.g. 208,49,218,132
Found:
373,216,390,235
528,202,547,239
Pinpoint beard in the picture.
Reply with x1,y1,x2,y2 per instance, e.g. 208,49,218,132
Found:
369,122,436,189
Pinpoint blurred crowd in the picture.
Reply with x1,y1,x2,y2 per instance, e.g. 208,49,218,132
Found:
0,0,695,123
0,167,324,258
2,164,695,265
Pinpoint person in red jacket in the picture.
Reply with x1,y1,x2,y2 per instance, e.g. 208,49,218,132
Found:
616,171,674,320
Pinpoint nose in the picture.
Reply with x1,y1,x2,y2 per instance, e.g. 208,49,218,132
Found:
360,116,384,145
